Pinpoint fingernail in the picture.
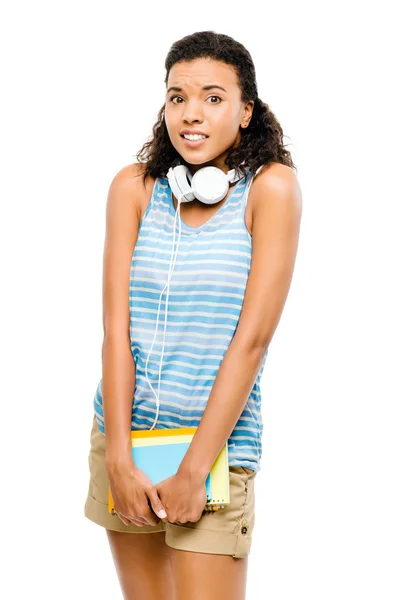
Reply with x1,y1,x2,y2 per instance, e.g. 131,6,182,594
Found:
159,509,167,518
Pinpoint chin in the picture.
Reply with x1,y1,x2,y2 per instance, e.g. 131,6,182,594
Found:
179,149,223,168
184,157,212,166
175,152,208,166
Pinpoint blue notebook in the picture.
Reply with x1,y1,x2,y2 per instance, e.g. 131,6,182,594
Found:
108,426,230,514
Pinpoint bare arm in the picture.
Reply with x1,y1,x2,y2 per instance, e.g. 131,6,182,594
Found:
100,162,151,471
178,163,303,479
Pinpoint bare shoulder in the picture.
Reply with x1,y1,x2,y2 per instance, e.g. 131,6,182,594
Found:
246,162,301,236
108,162,156,222
250,161,302,241
252,162,302,206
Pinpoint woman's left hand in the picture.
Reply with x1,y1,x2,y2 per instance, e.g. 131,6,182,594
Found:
155,470,208,524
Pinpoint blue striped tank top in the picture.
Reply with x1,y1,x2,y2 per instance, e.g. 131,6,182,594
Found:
93,170,269,472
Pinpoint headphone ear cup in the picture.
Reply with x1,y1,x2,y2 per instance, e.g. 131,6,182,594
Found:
191,166,229,204
167,165,195,203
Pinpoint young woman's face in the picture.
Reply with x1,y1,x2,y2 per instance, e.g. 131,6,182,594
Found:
164,58,253,174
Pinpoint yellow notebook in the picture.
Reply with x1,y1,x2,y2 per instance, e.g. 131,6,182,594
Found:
108,426,230,515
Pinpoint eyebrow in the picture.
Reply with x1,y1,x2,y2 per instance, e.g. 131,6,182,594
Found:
166,84,228,94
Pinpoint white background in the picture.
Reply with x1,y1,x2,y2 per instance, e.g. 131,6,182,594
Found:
1,1,399,598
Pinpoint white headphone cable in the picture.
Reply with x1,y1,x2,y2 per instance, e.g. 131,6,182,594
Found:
145,191,184,429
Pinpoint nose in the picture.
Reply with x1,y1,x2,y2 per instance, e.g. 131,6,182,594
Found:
182,99,204,124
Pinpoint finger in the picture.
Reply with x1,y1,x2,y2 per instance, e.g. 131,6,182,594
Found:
116,513,133,526
138,507,160,527
129,518,146,527
128,515,149,527
116,512,145,527
142,517,160,527
147,487,167,520
146,502,164,525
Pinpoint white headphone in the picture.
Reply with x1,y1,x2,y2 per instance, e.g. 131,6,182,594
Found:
166,163,245,205
144,163,247,430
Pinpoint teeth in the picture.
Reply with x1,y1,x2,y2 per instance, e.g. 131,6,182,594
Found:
183,134,207,141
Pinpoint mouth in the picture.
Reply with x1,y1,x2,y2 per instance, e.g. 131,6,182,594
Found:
180,134,209,148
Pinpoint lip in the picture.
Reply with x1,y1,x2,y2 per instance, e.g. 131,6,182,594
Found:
180,129,208,136
181,136,208,148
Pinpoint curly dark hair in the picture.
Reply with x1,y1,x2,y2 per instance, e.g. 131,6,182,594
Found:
136,30,296,184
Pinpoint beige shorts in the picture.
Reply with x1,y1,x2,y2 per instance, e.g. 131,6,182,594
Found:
84,415,257,558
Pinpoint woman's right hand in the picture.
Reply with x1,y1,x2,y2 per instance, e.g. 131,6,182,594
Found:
106,460,167,527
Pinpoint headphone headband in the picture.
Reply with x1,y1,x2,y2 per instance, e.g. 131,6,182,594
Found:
167,163,246,205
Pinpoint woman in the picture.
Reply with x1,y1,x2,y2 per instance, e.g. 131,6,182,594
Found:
84,30,302,600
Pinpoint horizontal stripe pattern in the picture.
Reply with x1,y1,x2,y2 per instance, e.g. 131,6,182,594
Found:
94,173,268,472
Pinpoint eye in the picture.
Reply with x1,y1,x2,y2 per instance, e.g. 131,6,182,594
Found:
170,95,183,104
169,95,222,104
207,95,222,104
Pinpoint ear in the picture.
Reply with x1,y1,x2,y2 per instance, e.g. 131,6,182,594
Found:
241,100,254,127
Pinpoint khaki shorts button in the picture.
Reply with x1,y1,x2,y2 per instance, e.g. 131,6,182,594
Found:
241,526,248,535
